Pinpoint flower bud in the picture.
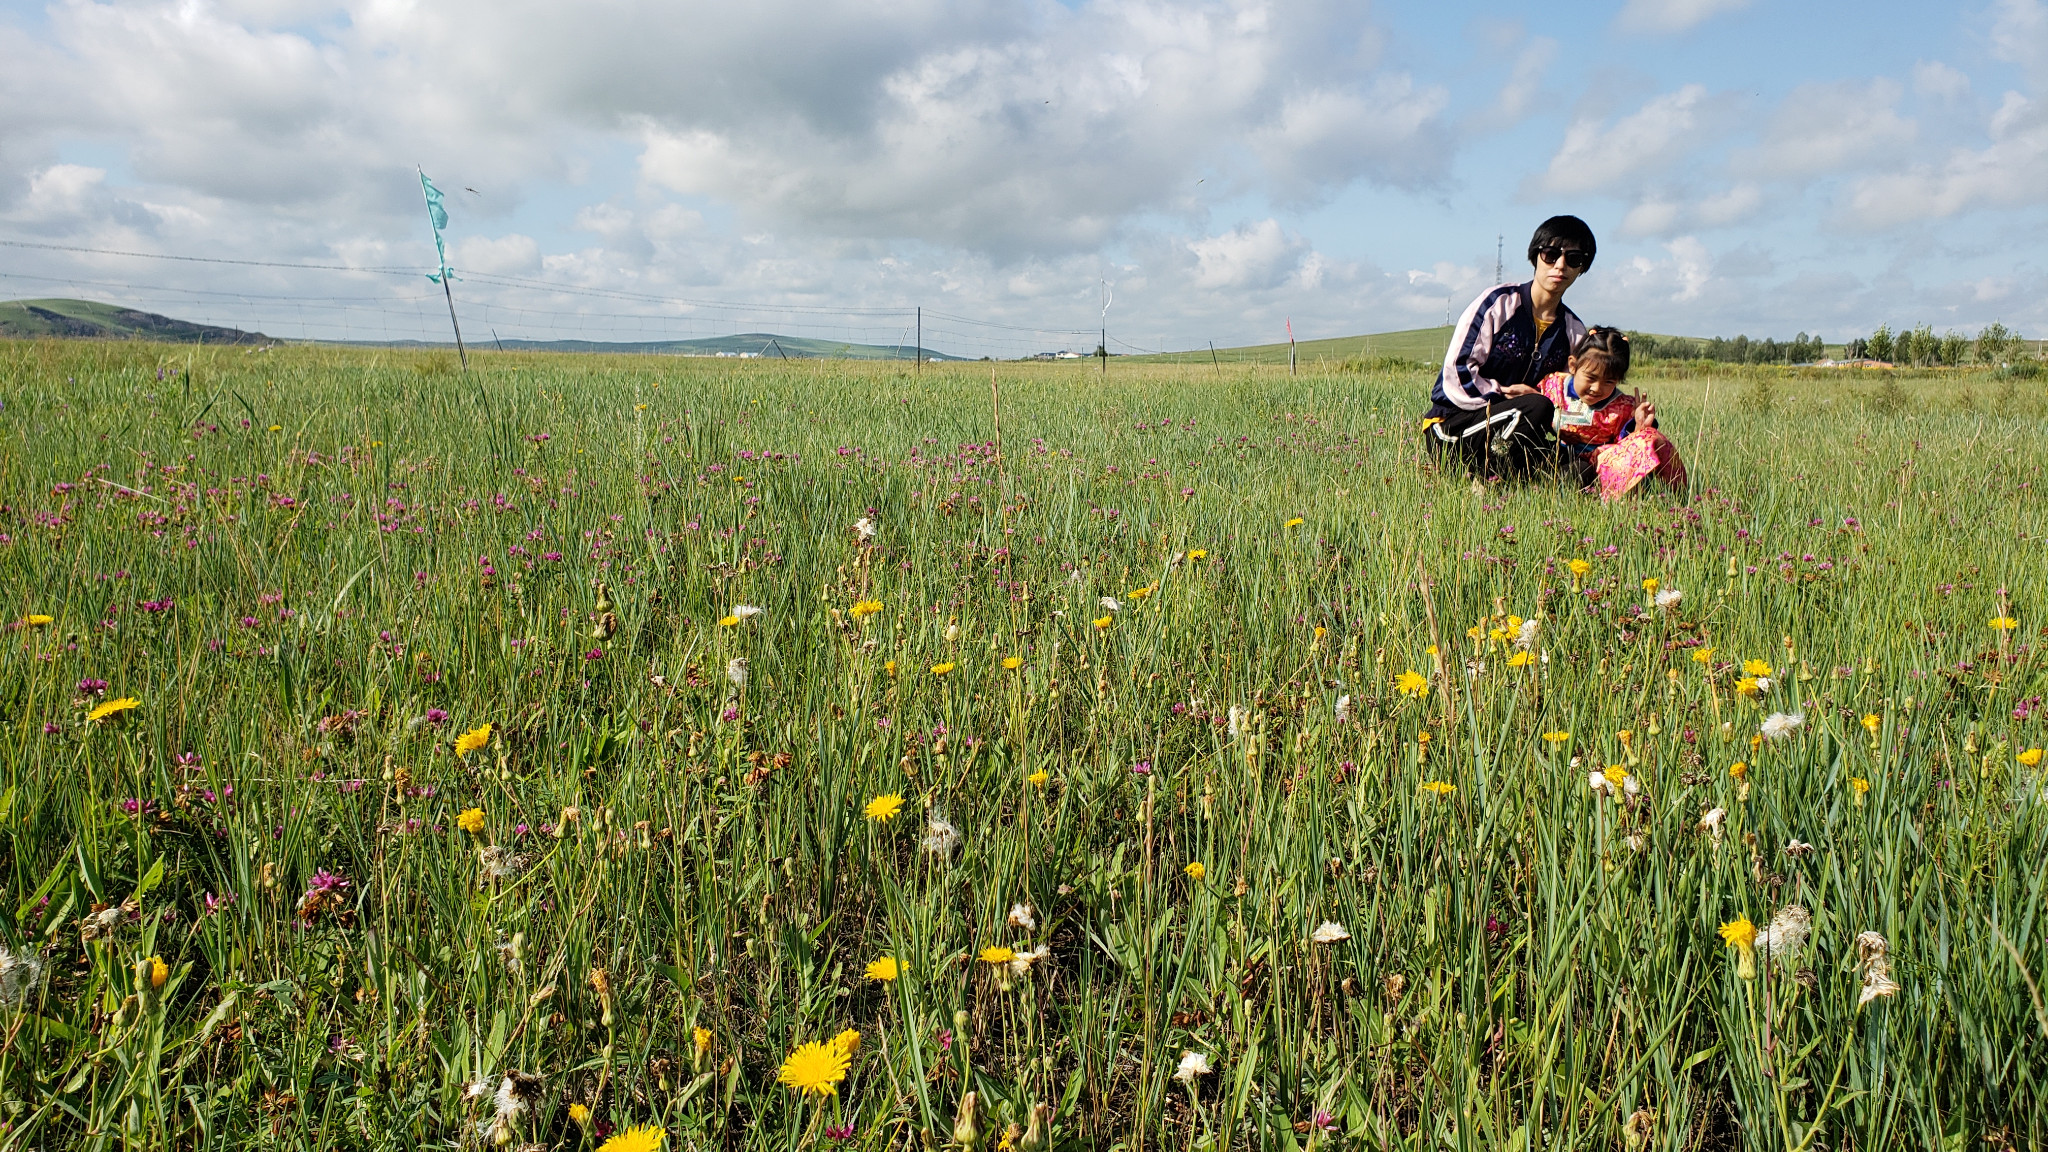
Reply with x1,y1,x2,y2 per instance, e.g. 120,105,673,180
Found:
1018,1103,1052,1152
952,1090,981,1150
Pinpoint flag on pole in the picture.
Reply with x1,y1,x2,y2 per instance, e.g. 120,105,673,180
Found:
419,170,455,284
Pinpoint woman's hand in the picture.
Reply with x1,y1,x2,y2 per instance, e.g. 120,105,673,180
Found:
1636,394,1657,428
1500,384,1538,398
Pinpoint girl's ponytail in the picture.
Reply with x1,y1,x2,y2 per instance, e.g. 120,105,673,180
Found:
1573,326,1631,380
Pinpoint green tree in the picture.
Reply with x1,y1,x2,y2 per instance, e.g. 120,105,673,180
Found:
1975,321,2013,364
1867,324,1894,363
1938,330,1968,366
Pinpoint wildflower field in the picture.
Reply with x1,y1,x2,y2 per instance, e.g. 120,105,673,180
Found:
2,339,2046,1151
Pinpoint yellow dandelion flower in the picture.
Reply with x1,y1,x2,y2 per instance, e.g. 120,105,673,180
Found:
833,1028,862,1056
569,1103,591,1126
1091,616,1112,630
1027,770,1049,787
979,946,1017,964
1002,656,1024,670
1187,549,1208,560
1719,917,1759,980
267,424,282,432
454,724,492,758
1542,731,1571,743
1735,677,1761,697
2019,748,2044,768
1506,651,1535,667
598,1124,667,1152
1742,659,1774,677
1730,761,1748,779
1184,862,1206,880
1313,625,1327,641
149,955,168,989
718,614,740,627
776,1041,850,1097
1989,617,2019,630
1862,714,1881,733
87,697,140,724
1466,625,1483,640
864,956,900,982
456,808,487,835
1420,781,1456,796
864,793,905,822
693,1027,713,1054
884,659,897,677
930,662,955,676
22,614,53,627
1641,577,1659,593
1128,586,1153,600
1603,765,1627,789
1692,647,1715,664
1849,777,1870,805
1566,558,1590,578
1394,670,1430,698
1284,517,1305,529
850,600,884,619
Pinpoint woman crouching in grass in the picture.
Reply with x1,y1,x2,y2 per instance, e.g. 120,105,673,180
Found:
1423,214,1595,480
1540,326,1688,500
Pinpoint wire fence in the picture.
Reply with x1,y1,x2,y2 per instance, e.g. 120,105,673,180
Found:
0,239,1142,361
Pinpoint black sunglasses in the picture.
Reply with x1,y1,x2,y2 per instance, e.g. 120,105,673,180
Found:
1536,246,1591,270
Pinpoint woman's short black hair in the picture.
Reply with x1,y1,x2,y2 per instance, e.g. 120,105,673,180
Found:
1573,326,1631,379
1526,215,1597,269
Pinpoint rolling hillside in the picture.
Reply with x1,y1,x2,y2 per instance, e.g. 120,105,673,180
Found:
0,298,270,343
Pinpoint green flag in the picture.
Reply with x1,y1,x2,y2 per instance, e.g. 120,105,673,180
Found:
418,170,453,283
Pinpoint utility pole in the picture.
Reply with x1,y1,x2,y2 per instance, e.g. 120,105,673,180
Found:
1098,280,1112,377
916,307,922,376
1495,234,1503,285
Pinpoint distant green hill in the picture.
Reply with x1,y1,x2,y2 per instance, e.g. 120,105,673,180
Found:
0,298,269,344
0,299,957,360
1120,326,1454,367
376,332,962,361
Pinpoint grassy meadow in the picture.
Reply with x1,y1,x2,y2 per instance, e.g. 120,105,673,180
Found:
0,339,2045,1151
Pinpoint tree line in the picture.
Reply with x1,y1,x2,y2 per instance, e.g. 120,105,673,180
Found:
1625,322,2028,367
1626,332,1827,365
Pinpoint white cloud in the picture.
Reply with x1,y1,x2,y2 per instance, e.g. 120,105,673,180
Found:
1616,0,1754,35
453,234,539,275
1738,79,1916,179
1488,36,1559,124
1187,220,1307,290
631,2,1452,254
2,0,1451,266
17,164,107,220
1914,61,1971,101
1533,85,1723,195
1837,91,2048,227
1619,183,1762,236
1991,0,2048,80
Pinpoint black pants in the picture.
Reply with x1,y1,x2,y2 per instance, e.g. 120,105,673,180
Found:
1424,394,1557,480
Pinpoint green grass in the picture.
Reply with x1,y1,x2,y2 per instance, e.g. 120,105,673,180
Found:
1,340,2045,1150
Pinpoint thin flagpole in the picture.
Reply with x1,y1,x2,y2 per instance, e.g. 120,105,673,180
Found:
418,167,468,371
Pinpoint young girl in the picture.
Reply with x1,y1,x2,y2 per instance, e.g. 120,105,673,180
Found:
1541,327,1687,500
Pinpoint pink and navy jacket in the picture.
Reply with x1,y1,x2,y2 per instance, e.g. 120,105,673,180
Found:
1431,283,1585,411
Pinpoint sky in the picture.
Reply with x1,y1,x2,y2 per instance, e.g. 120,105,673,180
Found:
1,0,2044,357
